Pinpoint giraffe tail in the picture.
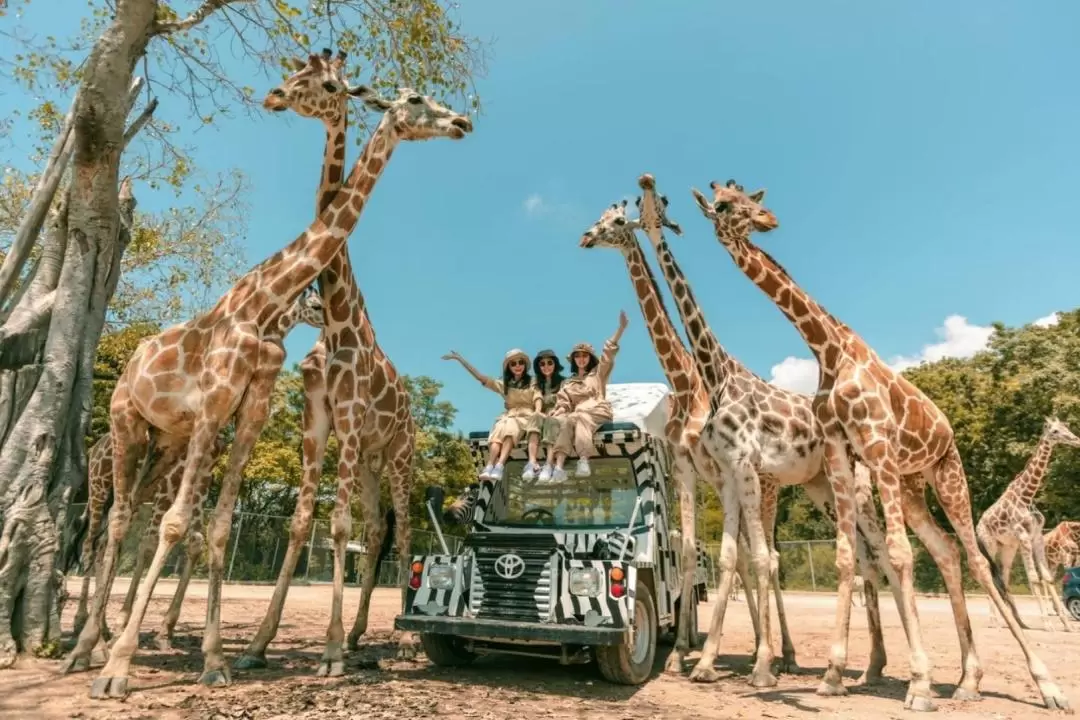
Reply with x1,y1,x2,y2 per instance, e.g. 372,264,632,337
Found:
370,508,397,582
977,533,1025,625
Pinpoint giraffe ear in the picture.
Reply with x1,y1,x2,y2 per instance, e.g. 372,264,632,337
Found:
348,85,393,111
287,57,307,72
690,188,716,218
748,188,767,203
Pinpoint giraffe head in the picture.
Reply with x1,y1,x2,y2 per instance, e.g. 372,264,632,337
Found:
579,199,640,251
691,179,780,245
263,48,371,120
295,284,326,329
1044,417,1080,448
360,87,473,141
635,173,683,238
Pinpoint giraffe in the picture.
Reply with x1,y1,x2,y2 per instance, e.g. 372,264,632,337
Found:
232,49,419,676
977,417,1080,631
583,177,903,686
688,178,1069,711
1043,520,1080,579
70,288,322,652
63,76,472,699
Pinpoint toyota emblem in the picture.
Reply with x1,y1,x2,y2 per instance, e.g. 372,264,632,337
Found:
493,553,525,580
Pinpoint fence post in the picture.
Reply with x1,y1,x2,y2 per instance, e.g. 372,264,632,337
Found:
806,541,816,592
227,512,244,582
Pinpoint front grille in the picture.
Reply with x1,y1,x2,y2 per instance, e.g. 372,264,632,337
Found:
466,534,556,622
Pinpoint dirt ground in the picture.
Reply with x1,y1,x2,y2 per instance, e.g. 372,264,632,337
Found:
0,579,1077,720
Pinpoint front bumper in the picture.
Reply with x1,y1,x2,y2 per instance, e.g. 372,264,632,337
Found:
394,614,627,646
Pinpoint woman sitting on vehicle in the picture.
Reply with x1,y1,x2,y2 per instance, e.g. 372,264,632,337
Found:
442,348,541,481
547,311,628,482
522,349,565,481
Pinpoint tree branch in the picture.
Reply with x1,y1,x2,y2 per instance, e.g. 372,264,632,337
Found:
153,0,258,35
122,97,159,147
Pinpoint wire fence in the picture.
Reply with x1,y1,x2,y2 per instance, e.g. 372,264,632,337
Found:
70,503,1042,596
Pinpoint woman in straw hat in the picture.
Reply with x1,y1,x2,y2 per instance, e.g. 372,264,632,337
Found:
546,310,629,482
441,348,541,481
522,349,566,481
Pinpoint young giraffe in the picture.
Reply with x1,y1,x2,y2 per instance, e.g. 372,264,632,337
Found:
233,49,419,676
977,417,1080,630
626,174,902,685
74,289,323,640
64,79,472,700
1043,520,1080,579
689,178,1069,711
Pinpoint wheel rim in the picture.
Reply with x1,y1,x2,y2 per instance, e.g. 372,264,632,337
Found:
630,602,651,665
1069,599,1080,616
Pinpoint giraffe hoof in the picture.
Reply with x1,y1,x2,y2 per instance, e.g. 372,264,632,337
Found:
749,670,778,689
89,676,129,699
198,668,231,687
689,665,721,684
316,659,345,677
61,650,92,675
233,653,268,670
815,681,848,697
904,694,936,712
396,643,417,661
663,652,685,675
1041,686,1071,712
347,635,362,652
952,687,981,702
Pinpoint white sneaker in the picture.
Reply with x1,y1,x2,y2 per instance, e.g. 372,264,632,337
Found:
522,462,539,481
489,463,504,481
552,467,568,482
537,464,553,483
479,464,494,479
575,458,591,477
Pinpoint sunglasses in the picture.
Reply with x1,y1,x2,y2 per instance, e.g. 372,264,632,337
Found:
538,359,555,367
509,359,526,368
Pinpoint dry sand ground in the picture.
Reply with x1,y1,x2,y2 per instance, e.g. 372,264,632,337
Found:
0,578,1077,719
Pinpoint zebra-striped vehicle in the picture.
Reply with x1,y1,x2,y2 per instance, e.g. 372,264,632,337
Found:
394,383,708,685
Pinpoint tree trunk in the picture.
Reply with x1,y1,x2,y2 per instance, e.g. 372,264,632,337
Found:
0,0,158,665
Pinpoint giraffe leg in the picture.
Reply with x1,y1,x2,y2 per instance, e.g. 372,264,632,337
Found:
119,504,165,629
87,424,219,699
63,413,150,676
155,489,207,651
929,444,1069,711
815,438,861,701
235,359,329,670
345,430,416,658
854,535,887,685
192,361,281,688
760,477,797,674
325,457,379,676
735,526,761,647
901,477,983,701
1019,535,1056,631
74,483,108,637
690,475,742,683
1033,534,1075,632
984,538,1012,628
663,448,700,675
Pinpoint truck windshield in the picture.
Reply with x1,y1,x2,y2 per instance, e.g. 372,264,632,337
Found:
485,458,639,528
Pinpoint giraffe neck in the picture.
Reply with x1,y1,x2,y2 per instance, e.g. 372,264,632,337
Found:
619,235,697,395
711,216,847,374
316,106,349,216
1008,432,1057,506
647,235,733,402
213,112,398,331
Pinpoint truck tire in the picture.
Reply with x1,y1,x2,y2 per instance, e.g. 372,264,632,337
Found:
420,633,475,667
596,581,657,685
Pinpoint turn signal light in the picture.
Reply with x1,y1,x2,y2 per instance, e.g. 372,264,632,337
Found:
610,567,624,582
411,561,424,573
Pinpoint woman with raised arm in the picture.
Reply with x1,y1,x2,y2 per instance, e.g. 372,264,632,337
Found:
522,349,566,481
547,311,628,482
442,348,541,481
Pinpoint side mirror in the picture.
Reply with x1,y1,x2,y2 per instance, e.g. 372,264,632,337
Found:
425,486,446,516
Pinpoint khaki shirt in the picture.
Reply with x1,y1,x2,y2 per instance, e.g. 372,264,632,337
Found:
536,380,561,414
553,338,619,417
485,377,541,418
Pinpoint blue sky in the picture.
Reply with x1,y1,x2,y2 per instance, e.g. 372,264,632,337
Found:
3,2,1078,433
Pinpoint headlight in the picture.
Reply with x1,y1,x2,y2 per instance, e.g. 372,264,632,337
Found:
427,565,454,590
569,567,601,597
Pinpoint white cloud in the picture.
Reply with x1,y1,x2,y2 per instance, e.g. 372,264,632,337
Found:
888,314,994,372
769,356,820,394
523,193,545,216
1033,312,1061,328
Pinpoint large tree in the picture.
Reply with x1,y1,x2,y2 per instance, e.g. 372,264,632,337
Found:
0,0,485,665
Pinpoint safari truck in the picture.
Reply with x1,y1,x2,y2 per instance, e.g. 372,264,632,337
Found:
393,383,708,685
